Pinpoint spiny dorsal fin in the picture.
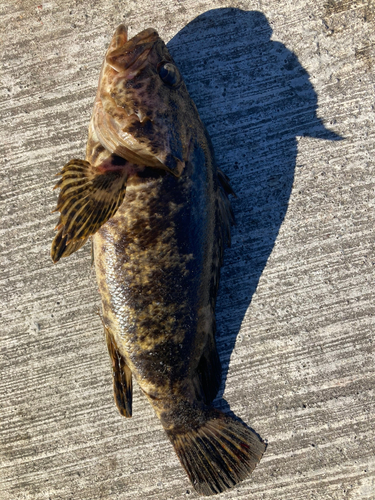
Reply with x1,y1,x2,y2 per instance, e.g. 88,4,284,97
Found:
217,168,235,249
51,159,128,263
208,169,235,309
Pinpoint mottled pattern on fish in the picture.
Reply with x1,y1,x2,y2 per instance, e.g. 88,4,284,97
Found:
51,25,266,496
95,143,215,404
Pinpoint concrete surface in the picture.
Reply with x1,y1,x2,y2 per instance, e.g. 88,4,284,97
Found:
1,1,374,499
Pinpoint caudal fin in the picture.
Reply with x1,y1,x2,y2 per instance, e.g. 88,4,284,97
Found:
165,407,266,496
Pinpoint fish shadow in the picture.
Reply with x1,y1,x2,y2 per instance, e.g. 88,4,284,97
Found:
168,9,341,419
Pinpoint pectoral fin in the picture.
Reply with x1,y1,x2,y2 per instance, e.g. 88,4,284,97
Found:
51,229,89,264
51,158,128,263
105,327,133,418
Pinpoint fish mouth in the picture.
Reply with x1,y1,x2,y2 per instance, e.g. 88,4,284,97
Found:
106,26,160,74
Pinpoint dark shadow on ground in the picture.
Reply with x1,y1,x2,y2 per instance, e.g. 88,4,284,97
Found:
168,9,341,413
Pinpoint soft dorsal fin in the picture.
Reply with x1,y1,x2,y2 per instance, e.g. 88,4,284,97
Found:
192,169,235,404
194,324,222,405
105,327,133,418
51,158,128,263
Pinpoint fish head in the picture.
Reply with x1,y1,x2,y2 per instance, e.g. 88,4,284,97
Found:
93,25,199,177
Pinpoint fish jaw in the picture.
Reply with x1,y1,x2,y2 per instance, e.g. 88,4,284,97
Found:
91,25,201,177
105,27,159,75
106,24,128,54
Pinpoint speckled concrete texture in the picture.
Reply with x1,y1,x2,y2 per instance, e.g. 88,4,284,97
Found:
1,1,374,499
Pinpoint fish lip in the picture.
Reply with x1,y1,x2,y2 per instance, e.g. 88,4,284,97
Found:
106,27,159,72
111,24,128,49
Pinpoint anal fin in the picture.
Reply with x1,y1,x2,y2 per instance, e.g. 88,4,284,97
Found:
105,327,132,418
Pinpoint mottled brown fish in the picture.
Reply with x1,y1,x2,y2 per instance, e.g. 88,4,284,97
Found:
51,25,266,496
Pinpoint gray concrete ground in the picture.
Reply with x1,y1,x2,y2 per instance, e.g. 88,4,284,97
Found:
1,1,374,499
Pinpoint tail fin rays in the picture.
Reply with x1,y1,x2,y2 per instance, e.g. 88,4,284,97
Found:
165,407,266,496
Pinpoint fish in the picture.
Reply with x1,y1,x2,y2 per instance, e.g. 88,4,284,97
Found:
51,25,266,496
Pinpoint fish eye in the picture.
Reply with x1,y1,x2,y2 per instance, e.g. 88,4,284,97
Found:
158,62,180,87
